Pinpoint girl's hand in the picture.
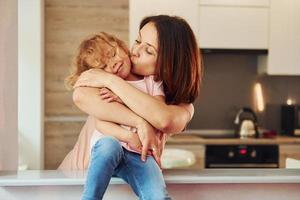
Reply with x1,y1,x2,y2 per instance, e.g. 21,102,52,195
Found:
73,69,112,89
136,121,162,168
99,88,124,104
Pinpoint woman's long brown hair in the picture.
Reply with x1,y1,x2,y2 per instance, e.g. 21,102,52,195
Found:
140,15,203,105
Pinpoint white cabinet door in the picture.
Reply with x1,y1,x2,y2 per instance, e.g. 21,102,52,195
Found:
130,0,269,50
199,0,269,7
129,0,199,46
258,0,300,75
198,5,269,49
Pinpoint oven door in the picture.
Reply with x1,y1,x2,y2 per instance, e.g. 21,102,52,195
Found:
205,145,279,168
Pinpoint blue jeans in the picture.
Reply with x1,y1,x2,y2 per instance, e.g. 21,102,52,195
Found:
81,136,172,200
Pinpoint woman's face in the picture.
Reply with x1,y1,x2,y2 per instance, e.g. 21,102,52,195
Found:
130,22,158,76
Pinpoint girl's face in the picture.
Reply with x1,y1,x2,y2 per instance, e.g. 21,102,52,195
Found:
100,45,131,79
130,22,158,76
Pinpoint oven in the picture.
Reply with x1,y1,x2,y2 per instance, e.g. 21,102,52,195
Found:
205,144,279,168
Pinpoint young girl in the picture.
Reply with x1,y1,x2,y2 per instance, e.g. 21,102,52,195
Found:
65,32,168,199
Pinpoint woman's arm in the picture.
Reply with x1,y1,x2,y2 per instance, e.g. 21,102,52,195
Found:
109,78,193,133
95,120,161,166
74,70,194,133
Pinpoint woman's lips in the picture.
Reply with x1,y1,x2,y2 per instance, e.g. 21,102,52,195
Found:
130,55,137,63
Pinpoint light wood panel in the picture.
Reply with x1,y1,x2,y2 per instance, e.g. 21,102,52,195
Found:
45,0,129,168
45,0,129,116
45,121,86,169
279,145,300,168
45,91,82,116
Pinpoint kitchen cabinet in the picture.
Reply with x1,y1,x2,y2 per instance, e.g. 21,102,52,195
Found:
199,0,270,7
164,144,205,170
167,134,300,169
166,143,300,170
198,1,269,49
279,145,300,168
129,0,269,49
130,0,300,74
258,0,300,75
129,0,199,46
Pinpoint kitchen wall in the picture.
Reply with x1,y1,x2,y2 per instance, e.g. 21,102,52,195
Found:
44,0,300,169
188,53,300,131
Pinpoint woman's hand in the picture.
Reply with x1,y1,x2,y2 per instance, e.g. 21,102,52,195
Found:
127,132,143,153
73,69,113,89
136,121,162,168
99,88,124,104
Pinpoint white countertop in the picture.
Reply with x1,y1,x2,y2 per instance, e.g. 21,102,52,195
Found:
167,134,300,145
0,169,300,186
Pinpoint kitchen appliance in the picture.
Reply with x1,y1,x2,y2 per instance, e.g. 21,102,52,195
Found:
205,145,279,168
281,104,300,137
234,107,259,138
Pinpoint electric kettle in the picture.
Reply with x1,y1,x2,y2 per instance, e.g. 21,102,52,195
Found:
234,107,259,138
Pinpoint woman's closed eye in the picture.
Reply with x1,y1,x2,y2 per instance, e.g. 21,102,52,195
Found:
146,47,154,55
135,39,155,55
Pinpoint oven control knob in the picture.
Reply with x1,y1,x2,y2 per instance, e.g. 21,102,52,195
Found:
228,151,235,158
251,150,257,158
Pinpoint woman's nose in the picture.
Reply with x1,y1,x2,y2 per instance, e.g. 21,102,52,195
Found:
131,45,140,57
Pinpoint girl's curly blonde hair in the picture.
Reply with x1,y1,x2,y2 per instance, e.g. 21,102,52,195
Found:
65,32,129,90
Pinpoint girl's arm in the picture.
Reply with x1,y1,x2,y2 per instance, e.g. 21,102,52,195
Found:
94,119,142,152
73,87,145,128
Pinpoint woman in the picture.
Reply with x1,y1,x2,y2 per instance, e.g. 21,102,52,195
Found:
61,15,203,200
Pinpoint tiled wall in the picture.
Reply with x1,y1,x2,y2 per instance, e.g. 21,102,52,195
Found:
188,53,300,131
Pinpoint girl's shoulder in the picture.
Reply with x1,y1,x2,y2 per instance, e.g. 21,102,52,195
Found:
144,75,163,86
144,75,155,81
144,75,164,96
